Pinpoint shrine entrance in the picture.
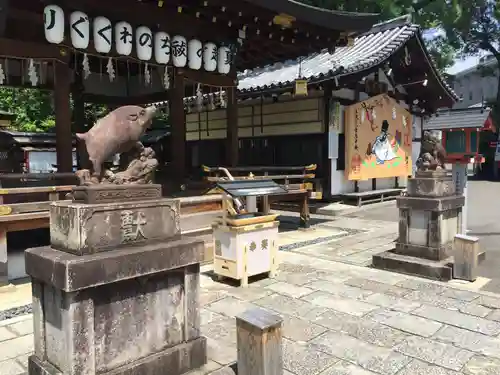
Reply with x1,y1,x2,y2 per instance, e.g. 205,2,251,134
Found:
0,0,378,193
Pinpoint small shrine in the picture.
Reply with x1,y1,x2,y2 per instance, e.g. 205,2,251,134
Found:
424,107,494,164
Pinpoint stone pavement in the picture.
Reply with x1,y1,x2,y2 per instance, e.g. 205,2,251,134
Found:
2,215,500,374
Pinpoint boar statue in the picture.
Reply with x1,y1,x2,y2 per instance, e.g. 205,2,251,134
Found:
75,105,159,185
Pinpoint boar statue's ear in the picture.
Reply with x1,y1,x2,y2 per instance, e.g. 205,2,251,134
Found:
128,113,139,121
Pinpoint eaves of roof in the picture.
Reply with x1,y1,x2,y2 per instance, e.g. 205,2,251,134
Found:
236,18,458,103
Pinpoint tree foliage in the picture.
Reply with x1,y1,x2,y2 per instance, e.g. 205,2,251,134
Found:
0,87,56,132
439,0,500,120
301,0,458,72
0,86,110,133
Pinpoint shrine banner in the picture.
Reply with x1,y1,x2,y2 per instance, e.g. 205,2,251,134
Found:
345,94,412,181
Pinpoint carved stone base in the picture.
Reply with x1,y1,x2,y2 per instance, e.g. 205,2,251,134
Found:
372,250,453,281
50,197,181,255
26,239,206,375
406,177,455,198
28,337,207,375
72,184,162,204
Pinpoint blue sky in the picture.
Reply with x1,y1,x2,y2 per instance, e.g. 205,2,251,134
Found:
447,56,483,74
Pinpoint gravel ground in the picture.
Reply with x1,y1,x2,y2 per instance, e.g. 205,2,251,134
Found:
0,304,32,322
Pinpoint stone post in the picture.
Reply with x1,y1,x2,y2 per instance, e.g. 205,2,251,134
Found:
373,170,465,280
26,184,207,375
453,234,479,282
236,308,283,375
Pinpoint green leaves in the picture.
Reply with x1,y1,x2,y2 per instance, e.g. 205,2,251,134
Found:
0,87,55,133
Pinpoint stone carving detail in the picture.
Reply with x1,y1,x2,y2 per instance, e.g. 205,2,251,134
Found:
75,105,159,185
120,210,147,242
416,131,447,172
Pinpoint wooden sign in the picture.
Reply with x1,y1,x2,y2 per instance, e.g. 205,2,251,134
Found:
345,94,412,180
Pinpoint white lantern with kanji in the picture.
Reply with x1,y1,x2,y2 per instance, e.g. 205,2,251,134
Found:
93,16,112,53
154,32,171,64
69,11,89,49
203,42,217,72
136,26,153,61
43,5,65,44
172,35,187,67
217,46,231,74
188,39,203,70
115,21,133,56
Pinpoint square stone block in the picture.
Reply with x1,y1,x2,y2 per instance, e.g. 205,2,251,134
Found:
406,177,455,197
72,184,162,204
26,238,206,375
50,199,181,255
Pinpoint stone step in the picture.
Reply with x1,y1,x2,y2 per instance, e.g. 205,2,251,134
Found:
372,250,453,281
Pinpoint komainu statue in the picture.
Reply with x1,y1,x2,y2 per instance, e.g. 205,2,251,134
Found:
75,105,159,185
416,131,447,171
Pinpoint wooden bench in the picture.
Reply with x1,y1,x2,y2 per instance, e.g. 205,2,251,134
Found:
342,188,404,207
0,189,224,286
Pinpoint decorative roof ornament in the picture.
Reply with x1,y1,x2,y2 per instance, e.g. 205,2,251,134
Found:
0,63,5,85
106,57,115,82
28,59,38,87
82,53,91,79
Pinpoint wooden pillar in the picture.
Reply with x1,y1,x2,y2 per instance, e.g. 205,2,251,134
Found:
226,86,238,166
72,66,89,170
54,62,73,173
236,308,283,375
170,70,186,185
299,192,310,229
322,84,332,200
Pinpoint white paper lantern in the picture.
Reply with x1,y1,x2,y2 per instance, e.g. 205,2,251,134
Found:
188,39,202,70
69,11,89,49
115,21,133,56
43,5,65,44
93,16,112,54
154,32,171,64
136,26,153,61
203,42,217,72
172,35,187,67
217,46,232,74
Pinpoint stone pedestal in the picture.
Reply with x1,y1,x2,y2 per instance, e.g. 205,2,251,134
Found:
373,171,465,280
26,184,207,375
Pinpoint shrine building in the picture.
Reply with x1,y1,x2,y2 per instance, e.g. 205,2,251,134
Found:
179,15,459,201
0,0,380,193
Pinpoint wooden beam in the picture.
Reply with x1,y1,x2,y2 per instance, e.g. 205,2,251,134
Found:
180,68,236,88
54,0,239,42
54,62,73,173
82,91,169,106
226,86,238,166
170,69,186,185
0,37,69,61
0,0,9,36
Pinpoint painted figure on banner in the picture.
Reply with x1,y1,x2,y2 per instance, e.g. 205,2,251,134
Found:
370,120,398,165
345,94,412,180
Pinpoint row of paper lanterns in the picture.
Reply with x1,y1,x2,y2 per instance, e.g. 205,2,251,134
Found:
43,5,232,74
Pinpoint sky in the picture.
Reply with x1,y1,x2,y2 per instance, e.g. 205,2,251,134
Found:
447,56,483,75
421,29,493,76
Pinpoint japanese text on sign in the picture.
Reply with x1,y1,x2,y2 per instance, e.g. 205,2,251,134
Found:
120,210,147,242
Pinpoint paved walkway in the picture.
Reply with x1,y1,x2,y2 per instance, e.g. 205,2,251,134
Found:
1,216,500,374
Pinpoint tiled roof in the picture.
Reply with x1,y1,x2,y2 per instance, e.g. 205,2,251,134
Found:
237,15,458,102
424,107,491,130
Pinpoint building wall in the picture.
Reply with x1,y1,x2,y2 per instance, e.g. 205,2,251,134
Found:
452,58,499,109
185,94,324,140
